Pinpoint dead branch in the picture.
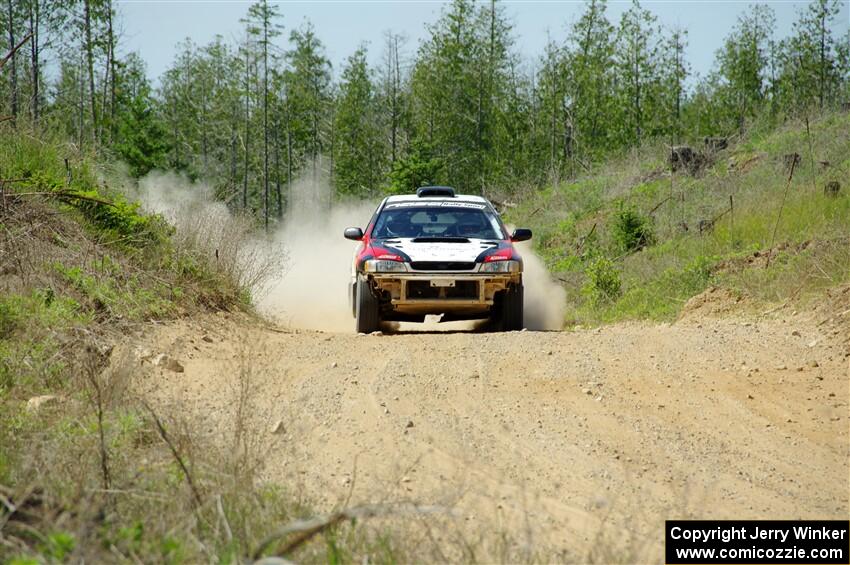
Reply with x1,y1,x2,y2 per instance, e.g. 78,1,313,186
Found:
0,116,13,124
576,222,597,254
216,495,233,543
765,154,797,268
85,360,112,492
4,190,118,208
648,194,675,215
0,33,33,71
0,484,48,533
142,401,204,510
251,503,448,560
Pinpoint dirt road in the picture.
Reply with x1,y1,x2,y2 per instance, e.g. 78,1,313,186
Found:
127,297,849,561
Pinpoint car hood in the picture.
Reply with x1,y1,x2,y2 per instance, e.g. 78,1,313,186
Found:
376,237,502,263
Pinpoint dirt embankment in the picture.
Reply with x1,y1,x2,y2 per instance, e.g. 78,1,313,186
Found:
119,294,849,561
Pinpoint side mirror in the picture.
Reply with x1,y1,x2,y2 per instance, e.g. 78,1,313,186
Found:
344,227,364,241
511,228,532,242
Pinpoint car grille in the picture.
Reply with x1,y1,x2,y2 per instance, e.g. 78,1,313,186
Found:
406,280,479,300
409,261,475,271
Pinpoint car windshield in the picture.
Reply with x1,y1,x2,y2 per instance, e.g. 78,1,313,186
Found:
372,204,505,240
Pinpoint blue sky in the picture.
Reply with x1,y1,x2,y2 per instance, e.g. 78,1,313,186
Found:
116,1,849,84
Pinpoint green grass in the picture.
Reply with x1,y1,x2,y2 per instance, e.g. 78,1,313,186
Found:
0,290,90,392
54,262,176,320
505,110,850,325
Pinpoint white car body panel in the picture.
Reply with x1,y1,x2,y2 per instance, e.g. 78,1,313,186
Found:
384,238,495,263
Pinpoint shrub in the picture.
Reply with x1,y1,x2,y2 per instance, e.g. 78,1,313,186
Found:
612,203,654,252
583,256,622,305
679,255,714,293
67,189,172,248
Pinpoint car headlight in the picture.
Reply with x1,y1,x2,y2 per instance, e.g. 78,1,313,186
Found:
479,260,520,273
364,259,408,273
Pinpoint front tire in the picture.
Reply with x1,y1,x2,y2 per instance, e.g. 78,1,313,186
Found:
493,284,524,331
355,278,381,333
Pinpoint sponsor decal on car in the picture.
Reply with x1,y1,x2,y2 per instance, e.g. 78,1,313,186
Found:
383,201,488,210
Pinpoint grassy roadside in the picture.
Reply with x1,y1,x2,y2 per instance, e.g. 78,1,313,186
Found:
503,111,850,326
0,131,304,563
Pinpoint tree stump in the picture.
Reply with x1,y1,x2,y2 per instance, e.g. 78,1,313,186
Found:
704,137,728,151
824,181,840,197
670,146,695,172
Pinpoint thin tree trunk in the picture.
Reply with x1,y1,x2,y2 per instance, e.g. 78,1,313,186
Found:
550,58,556,174
275,121,282,219
84,0,98,143
262,1,269,232
392,35,400,164
6,0,17,126
29,0,39,123
78,50,85,147
634,34,641,145
201,86,208,175
243,46,250,210
328,103,334,188
287,112,292,214
230,126,237,192
675,36,682,125
107,0,116,138
819,10,826,109
386,37,396,165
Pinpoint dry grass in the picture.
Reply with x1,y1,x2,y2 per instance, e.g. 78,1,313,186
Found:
170,203,288,302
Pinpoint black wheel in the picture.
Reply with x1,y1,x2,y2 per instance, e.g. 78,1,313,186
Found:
492,284,524,331
355,278,381,333
501,284,523,332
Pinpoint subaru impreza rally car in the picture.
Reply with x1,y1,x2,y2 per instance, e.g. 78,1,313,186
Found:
344,186,532,333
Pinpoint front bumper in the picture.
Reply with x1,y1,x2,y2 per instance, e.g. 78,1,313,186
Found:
369,272,521,315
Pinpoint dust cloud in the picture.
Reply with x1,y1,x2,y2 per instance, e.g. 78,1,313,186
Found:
258,174,374,331
516,242,568,331
134,172,286,299
133,171,565,332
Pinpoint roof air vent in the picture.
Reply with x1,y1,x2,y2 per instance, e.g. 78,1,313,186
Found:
416,186,456,198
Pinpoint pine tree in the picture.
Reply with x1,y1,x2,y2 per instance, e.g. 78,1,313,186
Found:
563,0,616,157
284,22,331,185
242,0,282,230
334,45,383,197
614,0,662,147
716,4,775,132
661,26,689,139
113,54,169,177
780,0,842,111
535,38,569,179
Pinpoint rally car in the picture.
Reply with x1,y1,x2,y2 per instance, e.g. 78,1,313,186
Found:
344,186,531,333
